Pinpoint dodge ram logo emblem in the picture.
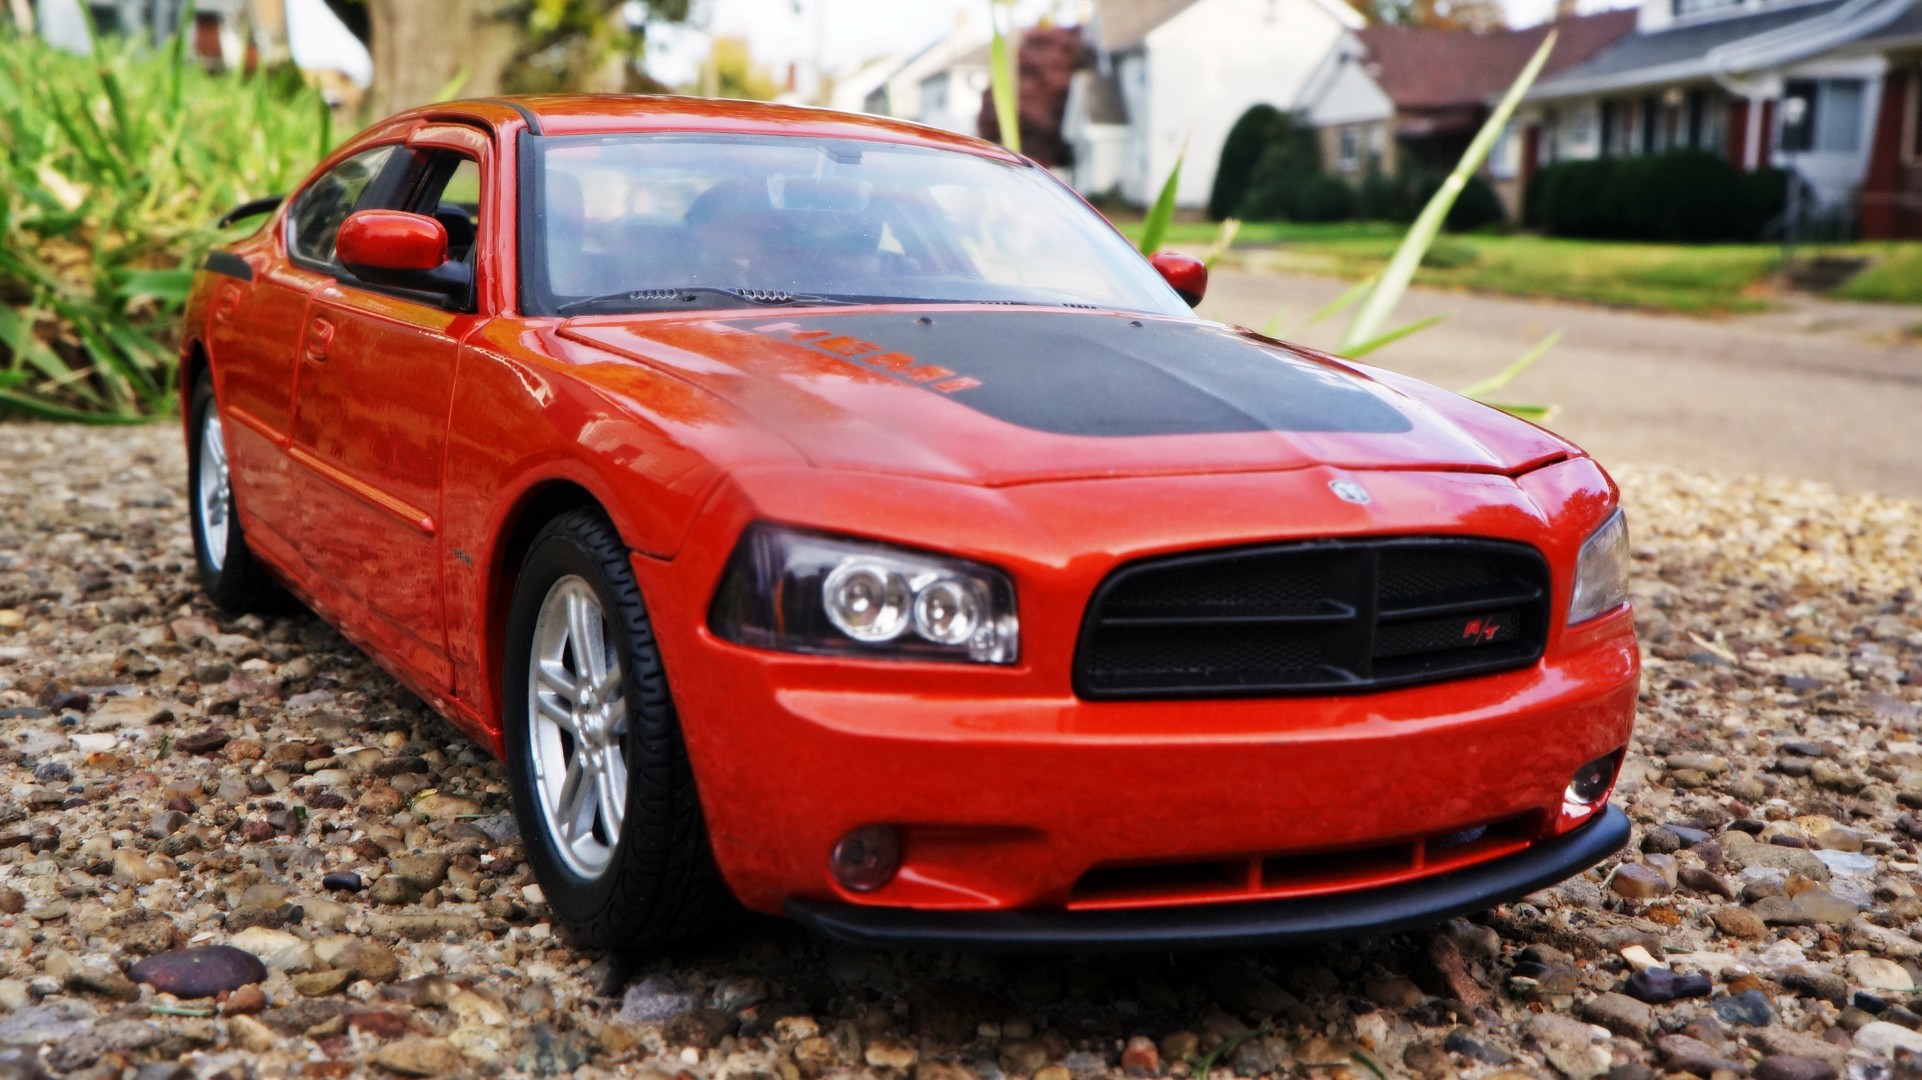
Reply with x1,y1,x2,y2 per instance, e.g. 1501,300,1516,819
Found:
1329,480,1372,505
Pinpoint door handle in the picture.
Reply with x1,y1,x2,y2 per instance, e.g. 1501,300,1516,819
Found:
304,317,335,363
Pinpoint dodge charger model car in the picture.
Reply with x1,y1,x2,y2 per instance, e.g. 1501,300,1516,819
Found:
180,95,1636,952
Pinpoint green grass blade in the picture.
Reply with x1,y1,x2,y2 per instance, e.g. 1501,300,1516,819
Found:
1137,143,1186,257
1459,330,1561,399
1202,218,1241,269
433,69,471,103
1478,401,1558,423
1343,313,1448,359
1339,31,1557,353
1303,273,1381,328
988,0,1020,155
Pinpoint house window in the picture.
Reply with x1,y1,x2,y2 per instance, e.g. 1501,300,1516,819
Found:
1490,121,1519,179
1907,70,1922,162
1815,79,1865,152
1781,79,1867,155
1338,126,1361,171
1673,0,1738,16
1641,95,1661,152
1599,101,1618,155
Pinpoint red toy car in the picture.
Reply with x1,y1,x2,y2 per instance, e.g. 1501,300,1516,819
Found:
180,96,1636,952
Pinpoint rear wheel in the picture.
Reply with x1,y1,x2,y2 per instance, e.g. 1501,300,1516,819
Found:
187,372,276,613
502,509,723,950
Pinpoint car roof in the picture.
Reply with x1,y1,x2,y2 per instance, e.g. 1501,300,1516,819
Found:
406,94,1026,164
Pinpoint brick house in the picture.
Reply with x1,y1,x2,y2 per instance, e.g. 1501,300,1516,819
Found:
1519,0,1922,237
1299,11,1636,216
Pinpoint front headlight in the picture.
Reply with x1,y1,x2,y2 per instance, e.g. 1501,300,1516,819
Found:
708,525,1019,664
1568,508,1630,625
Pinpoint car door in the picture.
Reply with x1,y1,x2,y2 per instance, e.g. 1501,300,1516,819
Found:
211,144,396,559
287,126,494,694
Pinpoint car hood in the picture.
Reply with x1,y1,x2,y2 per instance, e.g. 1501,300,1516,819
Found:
561,307,1578,487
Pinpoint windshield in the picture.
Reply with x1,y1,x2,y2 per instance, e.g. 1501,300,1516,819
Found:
520,133,1192,318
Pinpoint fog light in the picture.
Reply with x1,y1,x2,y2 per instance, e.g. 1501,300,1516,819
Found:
830,825,900,892
1565,753,1619,808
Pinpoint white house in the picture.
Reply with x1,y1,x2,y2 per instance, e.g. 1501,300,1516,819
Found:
861,20,992,138
1063,0,1367,207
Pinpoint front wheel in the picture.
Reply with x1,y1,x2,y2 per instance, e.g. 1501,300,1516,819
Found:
187,371,277,613
502,509,723,951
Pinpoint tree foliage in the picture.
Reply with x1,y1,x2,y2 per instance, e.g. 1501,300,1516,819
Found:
355,0,693,113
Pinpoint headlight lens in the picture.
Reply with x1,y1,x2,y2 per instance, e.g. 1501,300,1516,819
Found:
1568,508,1630,625
709,525,1019,663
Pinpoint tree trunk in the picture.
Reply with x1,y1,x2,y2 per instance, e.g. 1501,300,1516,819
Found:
366,0,523,116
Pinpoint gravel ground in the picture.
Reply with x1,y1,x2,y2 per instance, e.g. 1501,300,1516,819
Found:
2,421,1921,1080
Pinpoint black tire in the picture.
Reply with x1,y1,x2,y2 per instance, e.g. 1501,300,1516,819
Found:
502,508,724,951
187,371,278,613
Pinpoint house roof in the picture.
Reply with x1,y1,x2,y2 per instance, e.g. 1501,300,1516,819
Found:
1355,10,1636,112
1528,0,1870,99
1091,0,1210,51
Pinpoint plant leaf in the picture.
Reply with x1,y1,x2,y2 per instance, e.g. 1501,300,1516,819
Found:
1479,401,1559,423
1459,330,1562,399
1137,141,1186,257
988,0,1020,155
1202,217,1241,269
1303,273,1381,329
1339,31,1557,353
1344,313,1448,359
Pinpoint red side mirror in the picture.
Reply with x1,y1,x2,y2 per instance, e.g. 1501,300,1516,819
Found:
1150,251,1208,307
337,210,447,274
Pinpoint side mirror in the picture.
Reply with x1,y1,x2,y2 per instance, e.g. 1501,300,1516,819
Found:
337,210,472,304
1150,251,1208,308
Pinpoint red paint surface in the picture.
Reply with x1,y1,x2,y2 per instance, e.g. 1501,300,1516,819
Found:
180,96,1638,919
337,210,448,273
1148,251,1208,305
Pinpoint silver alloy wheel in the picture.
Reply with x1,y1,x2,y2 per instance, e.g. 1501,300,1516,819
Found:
197,410,232,571
527,576,630,878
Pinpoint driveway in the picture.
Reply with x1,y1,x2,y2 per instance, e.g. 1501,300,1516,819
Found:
1206,269,1922,500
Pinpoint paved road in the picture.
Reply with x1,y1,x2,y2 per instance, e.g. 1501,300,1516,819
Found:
1205,268,1922,500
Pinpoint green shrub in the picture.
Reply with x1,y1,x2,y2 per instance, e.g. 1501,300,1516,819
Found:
1527,151,1777,241
1357,168,1412,223
1407,172,1507,232
1235,112,1322,221
0,29,331,420
1209,104,1284,221
1292,174,1359,222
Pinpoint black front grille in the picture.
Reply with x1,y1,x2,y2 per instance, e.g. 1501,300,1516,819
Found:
1075,538,1551,699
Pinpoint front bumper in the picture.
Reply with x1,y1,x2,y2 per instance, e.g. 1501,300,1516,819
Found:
787,804,1628,952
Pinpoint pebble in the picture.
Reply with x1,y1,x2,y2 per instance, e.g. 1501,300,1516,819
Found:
1711,988,1777,1027
1854,1020,1922,1058
1625,967,1713,1004
1755,1056,1838,1080
1610,863,1670,899
1580,991,1655,1037
4,426,1922,1075
1846,955,1916,992
372,1037,468,1077
128,946,267,999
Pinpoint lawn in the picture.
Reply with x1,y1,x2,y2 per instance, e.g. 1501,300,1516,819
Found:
1114,218,1922,316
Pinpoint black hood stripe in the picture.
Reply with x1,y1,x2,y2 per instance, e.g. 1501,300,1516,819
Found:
753,311,1413,439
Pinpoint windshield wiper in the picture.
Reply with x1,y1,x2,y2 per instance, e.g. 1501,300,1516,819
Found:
555,286,848,316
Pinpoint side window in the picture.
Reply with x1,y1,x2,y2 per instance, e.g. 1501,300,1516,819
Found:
289,145,396,266
421,157,482,264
